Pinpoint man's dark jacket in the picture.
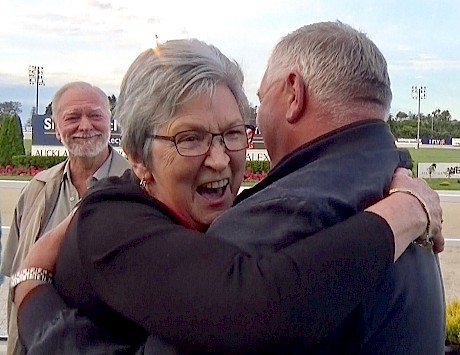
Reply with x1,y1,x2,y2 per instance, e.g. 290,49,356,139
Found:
210,119,444,354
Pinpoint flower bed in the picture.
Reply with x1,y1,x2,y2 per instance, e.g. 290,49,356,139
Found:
0,165,42,176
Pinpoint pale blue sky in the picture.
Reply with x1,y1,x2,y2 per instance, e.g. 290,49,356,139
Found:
1,0,459,124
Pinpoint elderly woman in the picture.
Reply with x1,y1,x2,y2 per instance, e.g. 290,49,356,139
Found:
15,39,442,353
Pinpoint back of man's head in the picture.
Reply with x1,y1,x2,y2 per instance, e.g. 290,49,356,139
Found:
265,21,392,120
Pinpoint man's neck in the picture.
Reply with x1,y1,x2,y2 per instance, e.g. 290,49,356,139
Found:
68,146,110,196
270,107,385,168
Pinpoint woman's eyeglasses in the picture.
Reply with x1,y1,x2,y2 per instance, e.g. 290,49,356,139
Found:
149,124,255,157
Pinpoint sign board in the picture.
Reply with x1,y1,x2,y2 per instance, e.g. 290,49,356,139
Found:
31,145,125,157
397,138,418,144
421,136,452,145
246,149,270,161
418,163,460,179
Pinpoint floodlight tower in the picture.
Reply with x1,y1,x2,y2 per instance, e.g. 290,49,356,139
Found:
411,85,426,149
29,65,45,114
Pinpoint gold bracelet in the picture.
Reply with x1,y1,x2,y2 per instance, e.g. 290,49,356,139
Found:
10,267,53,290
388,187,431,245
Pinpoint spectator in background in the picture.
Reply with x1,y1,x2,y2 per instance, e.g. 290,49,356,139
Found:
428,163,437,178
0,81,130,355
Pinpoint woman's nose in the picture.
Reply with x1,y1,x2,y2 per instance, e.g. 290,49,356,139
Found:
205,137,230,170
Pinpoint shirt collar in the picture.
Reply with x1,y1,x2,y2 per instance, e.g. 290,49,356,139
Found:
61,149,114,189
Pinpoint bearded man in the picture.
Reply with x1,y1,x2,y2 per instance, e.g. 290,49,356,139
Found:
1,81,130,355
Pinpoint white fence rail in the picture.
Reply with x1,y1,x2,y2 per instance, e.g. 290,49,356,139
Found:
1,183,459,246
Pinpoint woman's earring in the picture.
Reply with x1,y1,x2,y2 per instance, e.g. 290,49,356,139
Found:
139,178,147,190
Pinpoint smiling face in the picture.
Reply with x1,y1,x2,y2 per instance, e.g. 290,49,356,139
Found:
145,84,246,230
54,87,110,158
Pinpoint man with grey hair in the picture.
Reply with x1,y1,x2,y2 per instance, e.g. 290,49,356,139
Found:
1,81,130,355
223,21,443,352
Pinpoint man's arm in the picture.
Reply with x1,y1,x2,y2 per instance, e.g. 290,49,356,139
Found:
0,179,44,277
0,201,23,277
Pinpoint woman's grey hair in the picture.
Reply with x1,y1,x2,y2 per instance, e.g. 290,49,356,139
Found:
116,39,250,169
52,81,110,120
265,21,392,119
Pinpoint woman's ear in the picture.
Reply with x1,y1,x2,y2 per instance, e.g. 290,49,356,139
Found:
286,71,307,124
128,156,152,182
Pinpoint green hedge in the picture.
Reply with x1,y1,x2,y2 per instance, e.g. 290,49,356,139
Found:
246,160,270,173
0,114,25,165
9,156,269,173
12,155,67,169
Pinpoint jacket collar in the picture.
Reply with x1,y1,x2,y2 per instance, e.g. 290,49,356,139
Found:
236,119,396,203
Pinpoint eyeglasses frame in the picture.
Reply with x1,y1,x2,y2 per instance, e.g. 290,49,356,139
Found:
148,124,255,157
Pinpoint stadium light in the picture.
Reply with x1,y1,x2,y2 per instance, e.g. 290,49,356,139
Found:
29,65,45,114
411,85,426,149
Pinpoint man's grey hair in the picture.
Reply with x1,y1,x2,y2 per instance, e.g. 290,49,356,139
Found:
265,21,392,119
115,39,249,169
51,81,110,120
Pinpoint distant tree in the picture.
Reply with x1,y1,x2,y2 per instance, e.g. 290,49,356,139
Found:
0,101,22,116
247,104,258,128
249,104,258,119
0,101,22,126
440,110,452,122
450,120,460,138
108,95,117,114
16,114,24,141
0,114,25,166
388,108,460,139
25,107,35,127
395,111,409,120
45,102,52,115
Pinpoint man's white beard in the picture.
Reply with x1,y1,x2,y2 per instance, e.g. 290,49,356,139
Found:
63,131,109,158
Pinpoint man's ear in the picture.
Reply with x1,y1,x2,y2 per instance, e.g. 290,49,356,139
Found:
53,118,62,141
55,127,61,141
285,71,307,124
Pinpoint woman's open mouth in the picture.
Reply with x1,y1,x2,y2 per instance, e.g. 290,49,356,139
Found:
197,178,229,201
